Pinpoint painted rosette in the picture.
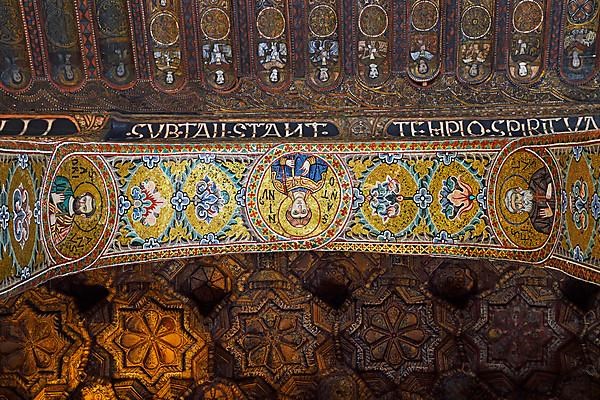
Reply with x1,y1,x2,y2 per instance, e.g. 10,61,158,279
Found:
356,0,392,86
245,145,352,248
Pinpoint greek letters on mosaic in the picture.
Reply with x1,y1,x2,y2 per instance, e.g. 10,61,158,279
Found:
2,133,600,296
306,0,342,90
94,0,137,88
0,0,32,91
39,0,85,88
560,0,599,83
145,0,186,91
457,0,495,84
407,0,442,84
197,0,238,90
356,0,391,86
251,0,292,89
508,0,547,83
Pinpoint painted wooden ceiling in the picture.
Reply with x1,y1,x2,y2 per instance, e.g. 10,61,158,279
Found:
1,253,599,399
0,0,599,116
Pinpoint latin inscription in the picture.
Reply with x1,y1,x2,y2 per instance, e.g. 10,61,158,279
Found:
387,115,600,137
106,119,339,140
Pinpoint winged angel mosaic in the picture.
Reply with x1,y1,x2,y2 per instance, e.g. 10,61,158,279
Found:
0,132,599,295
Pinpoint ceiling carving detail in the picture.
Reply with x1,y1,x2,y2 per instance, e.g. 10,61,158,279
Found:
0,0,598,114
0,253,599,399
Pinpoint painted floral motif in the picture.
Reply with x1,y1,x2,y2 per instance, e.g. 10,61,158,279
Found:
0,204,9,230
117,310,187,371
378,153,403,164
0,314,66,376
439,176,475,220
573,244,585,262
377,230,396,242
192,177,229,223
142,237,161,249
142,155,160,169
368,175,405,223
197,153,216,164
413,187,433,210
573,145,584,162
200,232,219,245
239,306,306,375
33,200,41,225
592,193,600,220
570,178,589,231
171,190,190,212
436,152,456,166
12,184,32,248
352,187,365,210
433,230,454,244
16,154,29,169
235,188,246,207
118,194,132,216
131,180,166,227
362,305,426,366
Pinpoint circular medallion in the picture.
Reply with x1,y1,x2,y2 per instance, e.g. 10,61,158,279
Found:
411,0,439,32
358,4,388,38
256,7,286,40
246,147,352,246
512,0,544,34
97,0,129,37
309,5,338,37
461,5,492,39
490,149,557,250
201,8,230,41
567,0,598,24
45,155,111,261
150,12,180,46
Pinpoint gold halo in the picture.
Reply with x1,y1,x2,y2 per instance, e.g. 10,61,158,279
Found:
498,174,530,226
276,193,321,239
73,182,105,233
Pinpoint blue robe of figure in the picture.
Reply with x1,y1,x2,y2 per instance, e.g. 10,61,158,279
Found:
271,153,328,194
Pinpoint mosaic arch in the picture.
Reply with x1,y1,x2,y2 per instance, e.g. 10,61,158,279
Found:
0,131,600,296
